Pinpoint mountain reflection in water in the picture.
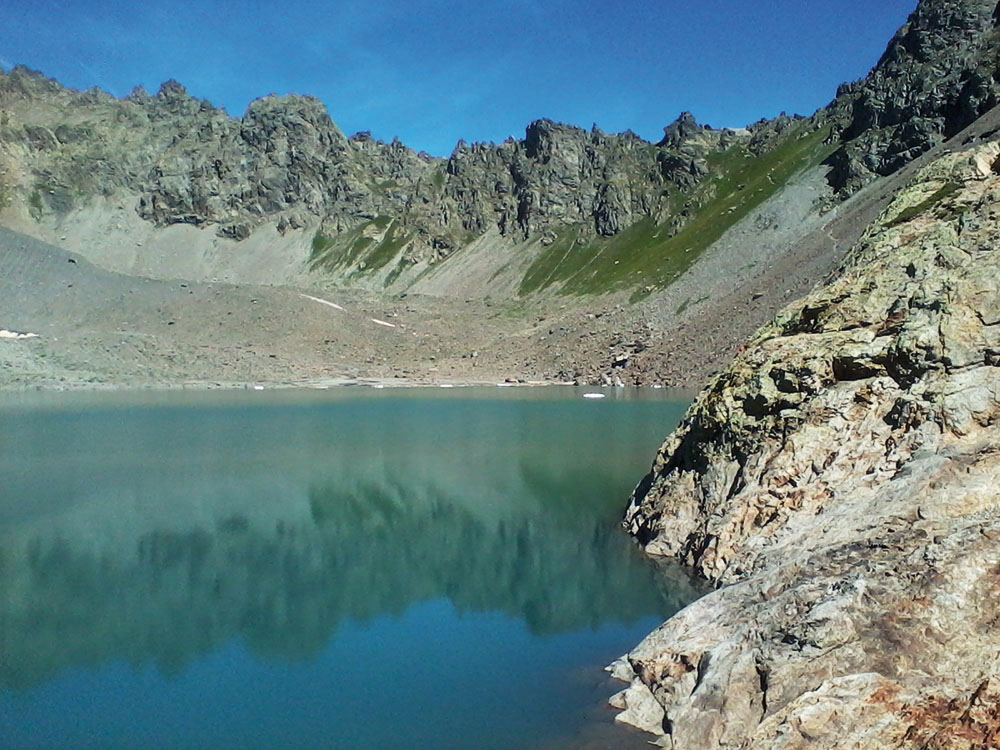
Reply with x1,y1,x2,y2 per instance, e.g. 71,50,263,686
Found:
0,388,703,749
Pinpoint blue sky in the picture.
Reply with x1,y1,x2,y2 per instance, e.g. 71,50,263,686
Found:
2,0,917,156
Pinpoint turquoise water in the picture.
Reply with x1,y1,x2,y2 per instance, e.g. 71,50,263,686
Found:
0,387,702,749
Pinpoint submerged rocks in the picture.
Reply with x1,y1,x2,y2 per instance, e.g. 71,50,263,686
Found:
617,138,1000,747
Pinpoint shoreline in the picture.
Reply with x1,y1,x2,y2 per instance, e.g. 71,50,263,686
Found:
0,377,699,415
0,371,696,394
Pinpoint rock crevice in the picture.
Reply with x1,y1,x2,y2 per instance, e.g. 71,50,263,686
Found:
618,136,1000,748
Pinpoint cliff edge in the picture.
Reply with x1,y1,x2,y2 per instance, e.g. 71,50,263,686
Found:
614,117,1000,747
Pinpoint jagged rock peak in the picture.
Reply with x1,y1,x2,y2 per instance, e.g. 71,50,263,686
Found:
244,93,338,125
829,0,1000,193
0,65,64,100
658,111,704,148
156,79,189,99
125,85,152,104
523,118,589,160
241,94,347,149
6,65,54,82
0,63,809,261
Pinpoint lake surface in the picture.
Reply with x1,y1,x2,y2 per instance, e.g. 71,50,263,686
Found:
0,387,702,749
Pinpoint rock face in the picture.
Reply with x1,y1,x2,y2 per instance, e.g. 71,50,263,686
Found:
616,134,1000,747
829,0,1000,193
0,67,764,262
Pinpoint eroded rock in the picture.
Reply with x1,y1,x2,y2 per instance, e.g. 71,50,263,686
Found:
618,138,1000,748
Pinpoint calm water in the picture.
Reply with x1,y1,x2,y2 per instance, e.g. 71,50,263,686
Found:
0,387,702,749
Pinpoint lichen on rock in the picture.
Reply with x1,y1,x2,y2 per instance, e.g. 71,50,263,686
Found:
617,137,1000,748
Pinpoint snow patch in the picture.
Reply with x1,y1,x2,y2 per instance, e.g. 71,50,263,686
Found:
0,329,39,340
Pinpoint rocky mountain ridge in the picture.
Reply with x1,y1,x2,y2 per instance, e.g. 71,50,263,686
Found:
829,0,1000,193
0,66,782,273
0,66,844,303
4,1,1000,304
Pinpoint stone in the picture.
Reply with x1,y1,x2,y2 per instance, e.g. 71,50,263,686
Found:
828,0,1000,194
617,137,1000,748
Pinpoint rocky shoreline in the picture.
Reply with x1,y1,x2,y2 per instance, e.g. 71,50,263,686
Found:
611,126,1000,748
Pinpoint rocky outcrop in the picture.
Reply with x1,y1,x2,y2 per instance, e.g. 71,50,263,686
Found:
616,136,1000,747
829,0,1000,193
137,89,354,238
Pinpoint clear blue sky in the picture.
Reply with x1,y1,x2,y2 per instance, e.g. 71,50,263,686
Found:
2,0,917,156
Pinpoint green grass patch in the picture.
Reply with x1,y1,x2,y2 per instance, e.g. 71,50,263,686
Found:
311,230,335,255
309,225,370,271
884,181,962,229
309,217,410,277
518,227,587,294
363,221,410,273
350,236,376,256
517,123,837,298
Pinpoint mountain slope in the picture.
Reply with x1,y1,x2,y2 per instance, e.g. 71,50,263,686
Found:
3,0,999,393
611,0,1000,741
829,0,1000,192
0,66,842,299
4,3,998,308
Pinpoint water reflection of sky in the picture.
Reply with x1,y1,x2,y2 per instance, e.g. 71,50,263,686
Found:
6,601,670,750
0,388,703,748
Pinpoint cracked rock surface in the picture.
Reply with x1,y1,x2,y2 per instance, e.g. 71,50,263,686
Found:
617,136,1000,748
829,0,1000,194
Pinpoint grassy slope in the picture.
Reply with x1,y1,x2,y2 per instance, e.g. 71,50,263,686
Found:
518,123,837,299
309,216,411,284
304,124,835,298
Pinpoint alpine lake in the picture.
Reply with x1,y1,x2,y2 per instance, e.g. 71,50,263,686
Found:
0,386,704,749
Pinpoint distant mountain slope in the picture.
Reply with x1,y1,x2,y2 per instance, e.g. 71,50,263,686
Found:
829,0,1000,192
4,0,1000,392
0,65,838,297
4,1,999,303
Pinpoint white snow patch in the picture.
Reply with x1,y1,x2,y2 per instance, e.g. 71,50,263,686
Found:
0,329,39,340
299,293,345,311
